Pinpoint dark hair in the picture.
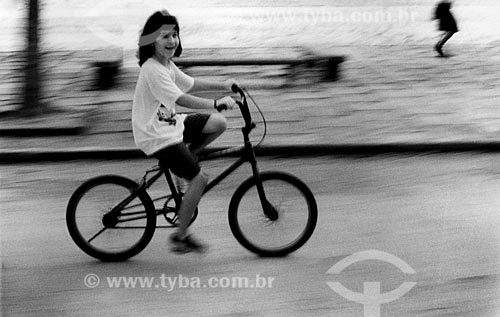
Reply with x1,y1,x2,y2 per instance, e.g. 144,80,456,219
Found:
137,10,183,66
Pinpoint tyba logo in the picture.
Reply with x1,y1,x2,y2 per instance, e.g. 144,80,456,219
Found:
326,250,416,317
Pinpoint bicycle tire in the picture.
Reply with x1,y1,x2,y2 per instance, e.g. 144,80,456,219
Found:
66,175,156,261
228,171,317,257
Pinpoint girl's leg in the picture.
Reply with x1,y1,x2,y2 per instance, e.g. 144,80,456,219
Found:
156,144,206,247
188,113,227,154
169,112,226,234
176,171,207,237
166,113,227,252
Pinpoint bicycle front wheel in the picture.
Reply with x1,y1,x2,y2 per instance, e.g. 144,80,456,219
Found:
228,172,317,257
66,175,156,261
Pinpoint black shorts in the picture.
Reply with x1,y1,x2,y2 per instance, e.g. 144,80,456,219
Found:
155,113,210,180
183,113,210,143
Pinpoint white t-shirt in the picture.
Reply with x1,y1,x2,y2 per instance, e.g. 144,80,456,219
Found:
132,58,194,156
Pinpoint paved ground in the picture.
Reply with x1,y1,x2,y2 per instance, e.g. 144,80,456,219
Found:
1,43,500,161
2,155,500,316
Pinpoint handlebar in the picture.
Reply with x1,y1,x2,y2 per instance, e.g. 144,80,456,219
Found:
216,84,254,133
210,84,267,155
231,84,255,133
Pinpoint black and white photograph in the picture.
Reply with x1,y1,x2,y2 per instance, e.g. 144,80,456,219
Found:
1,0,500,316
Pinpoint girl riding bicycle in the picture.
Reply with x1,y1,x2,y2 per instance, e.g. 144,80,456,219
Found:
133,9,238,254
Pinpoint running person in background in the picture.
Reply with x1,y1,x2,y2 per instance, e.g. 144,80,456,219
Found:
133,9,238,254
433,1,459,57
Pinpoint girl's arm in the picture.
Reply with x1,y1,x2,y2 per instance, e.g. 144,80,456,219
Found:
176,94,237,110
176,76,239,110
176,94,214,110
190,78,236,93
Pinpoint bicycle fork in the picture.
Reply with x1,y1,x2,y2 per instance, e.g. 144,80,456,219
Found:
245,142,279,221
201,139,279,221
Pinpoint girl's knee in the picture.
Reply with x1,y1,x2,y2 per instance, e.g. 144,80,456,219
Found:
213,113,227,131
205,113,227,133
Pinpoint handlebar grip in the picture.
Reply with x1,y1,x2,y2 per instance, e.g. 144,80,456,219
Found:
232,83,242,94
232,89,255,133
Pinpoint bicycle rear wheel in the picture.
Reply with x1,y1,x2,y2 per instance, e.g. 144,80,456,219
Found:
228,171,317,257
66,175,156,261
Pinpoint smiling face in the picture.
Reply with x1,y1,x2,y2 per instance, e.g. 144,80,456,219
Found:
153,27,179,61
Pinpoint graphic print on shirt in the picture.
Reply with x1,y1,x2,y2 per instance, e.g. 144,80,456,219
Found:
157,104,177,126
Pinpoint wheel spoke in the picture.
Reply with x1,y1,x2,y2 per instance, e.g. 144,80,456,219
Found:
87,227,107,244
116,214,148,223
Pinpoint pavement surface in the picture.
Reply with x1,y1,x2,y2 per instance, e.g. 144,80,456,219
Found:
2,155,500,316
1,44,500,162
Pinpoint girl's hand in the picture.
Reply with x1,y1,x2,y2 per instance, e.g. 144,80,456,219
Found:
215,96,237,111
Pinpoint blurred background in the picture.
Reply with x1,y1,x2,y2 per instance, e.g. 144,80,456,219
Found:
1,0,499,134
1,0,499,51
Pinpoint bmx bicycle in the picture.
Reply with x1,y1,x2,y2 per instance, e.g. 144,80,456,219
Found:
66,84,318,261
